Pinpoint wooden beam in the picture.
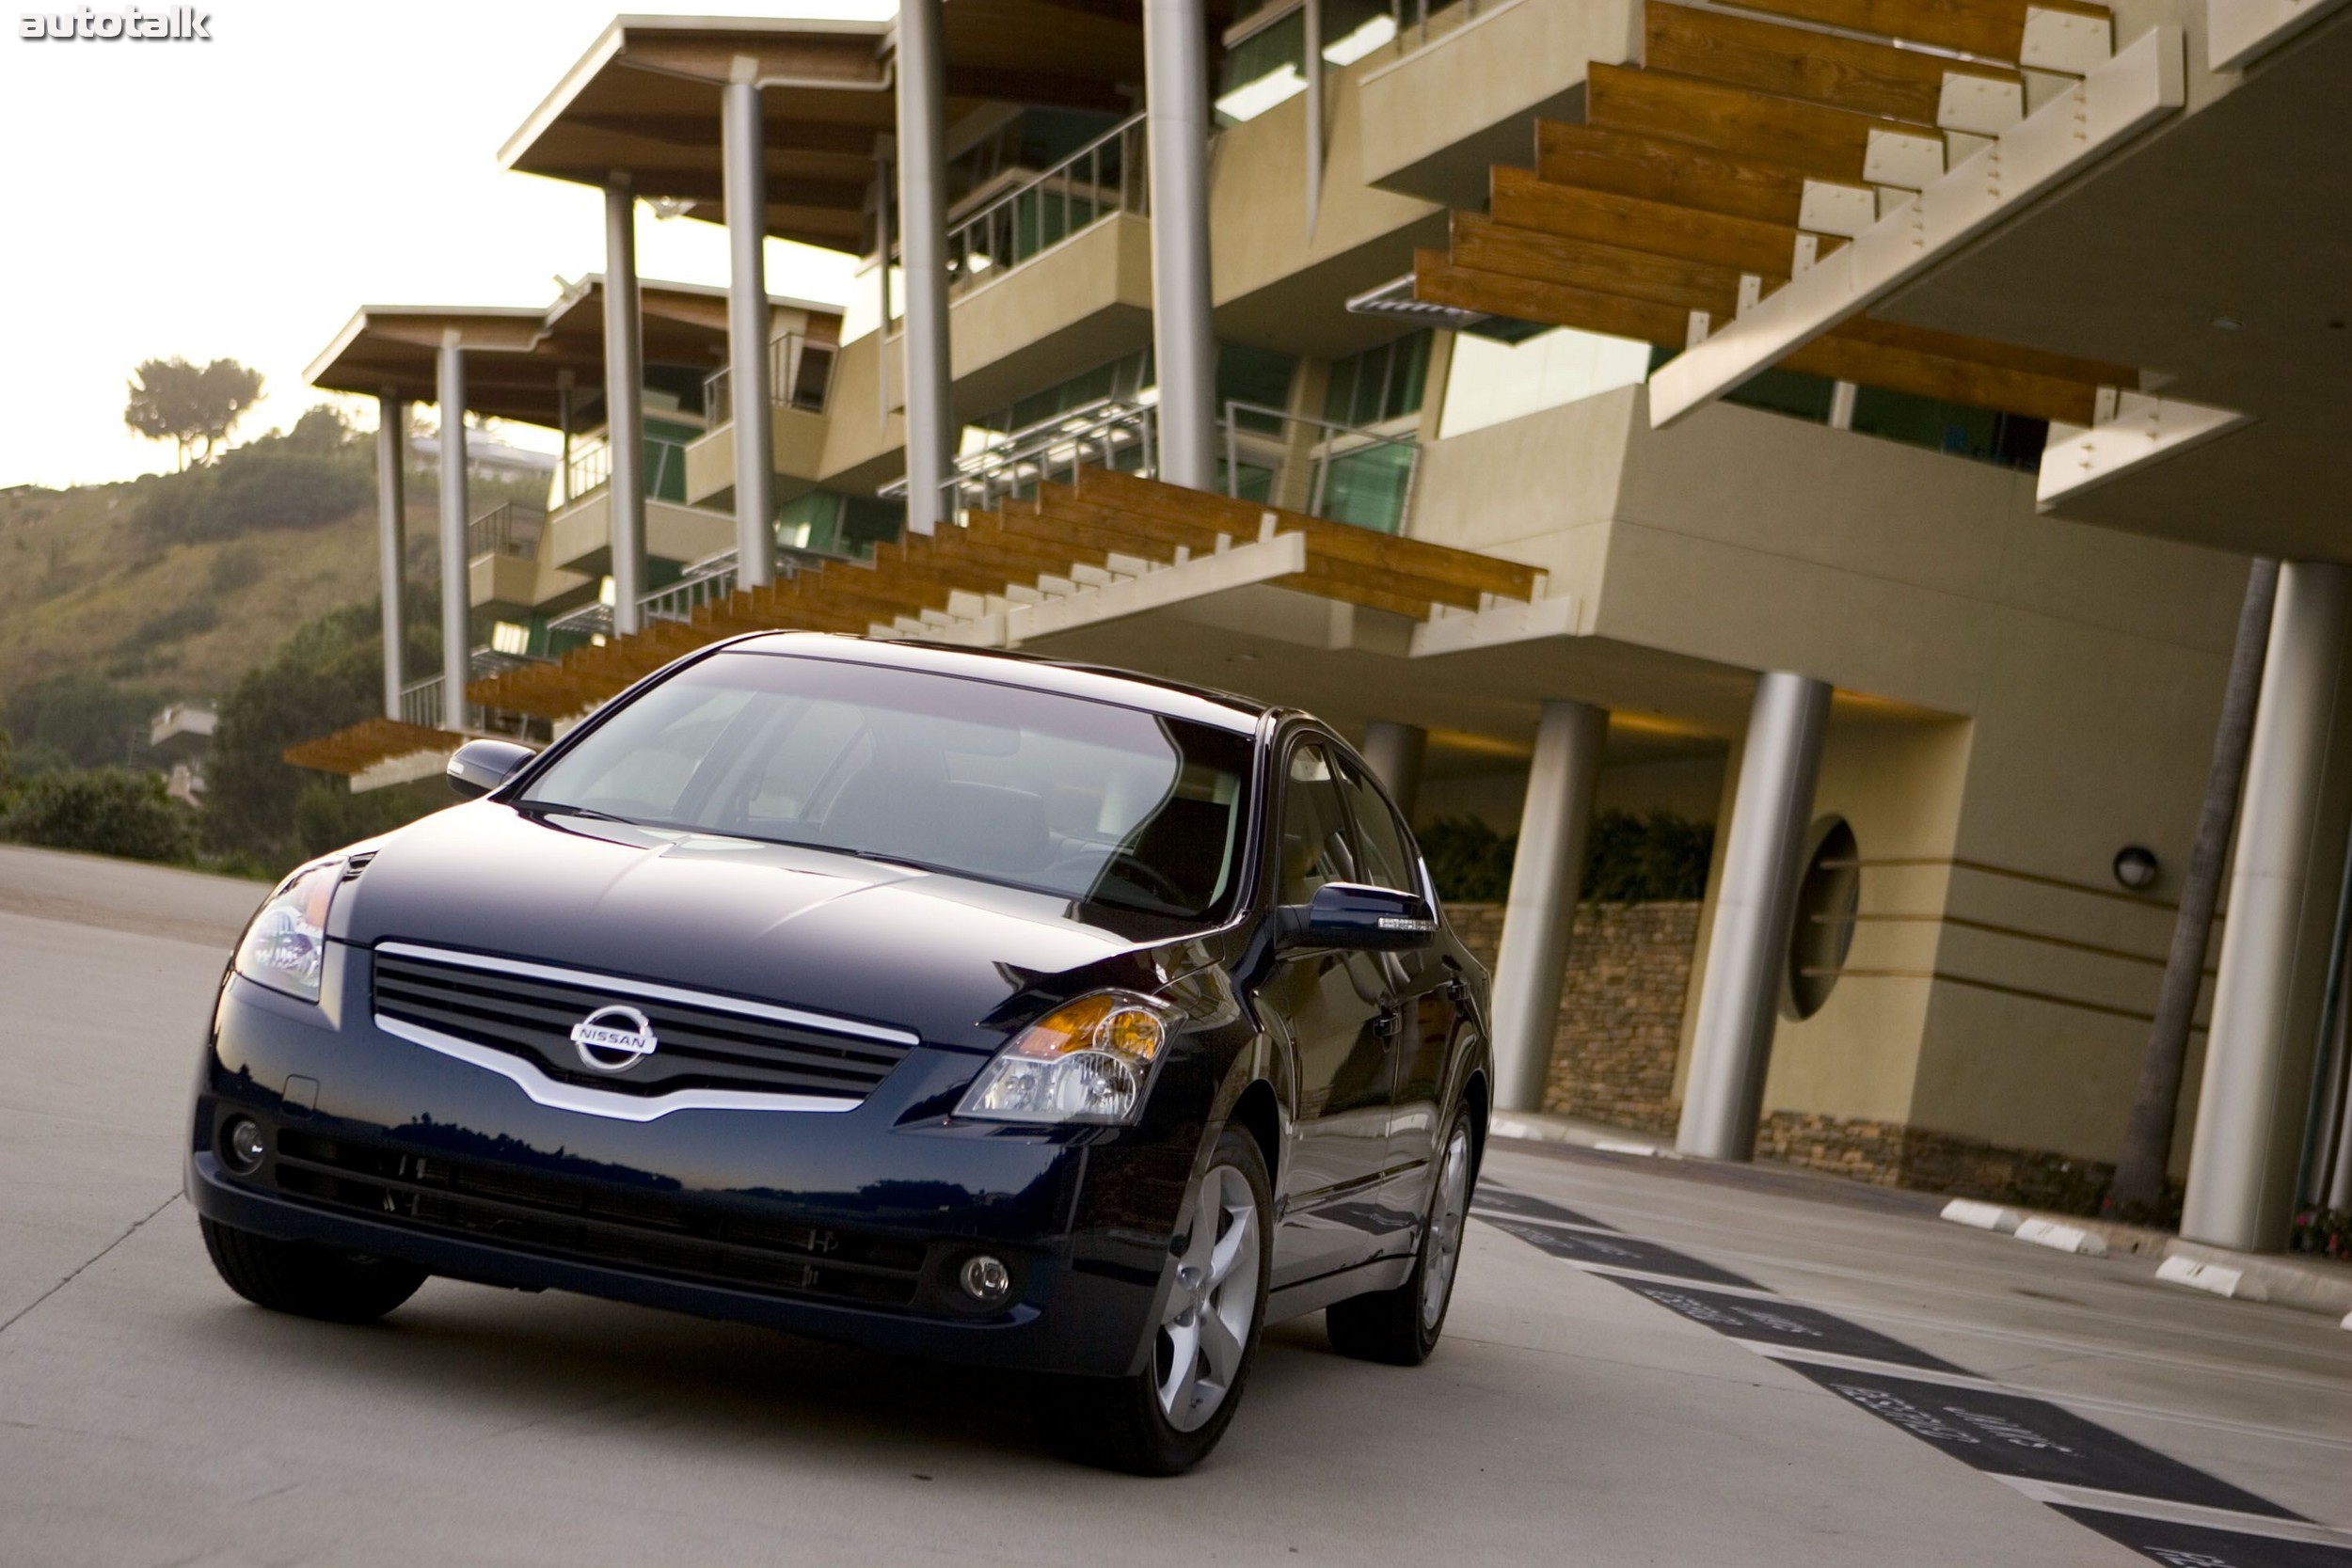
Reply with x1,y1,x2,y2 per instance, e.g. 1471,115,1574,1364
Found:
1586,63,1927,185
1535,121,1823,228
1782,331,2099,424
1417,250,1692,348
1452,212,1751,319
1492,166,1835,279
1711,0,2105,64
1643,2,2016,125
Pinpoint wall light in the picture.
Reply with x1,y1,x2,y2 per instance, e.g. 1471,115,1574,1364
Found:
2113,846,2160,892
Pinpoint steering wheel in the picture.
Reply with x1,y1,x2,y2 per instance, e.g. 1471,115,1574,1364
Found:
1104,853,1190,909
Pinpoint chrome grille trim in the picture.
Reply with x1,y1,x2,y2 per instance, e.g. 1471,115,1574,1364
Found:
373,941,919,1046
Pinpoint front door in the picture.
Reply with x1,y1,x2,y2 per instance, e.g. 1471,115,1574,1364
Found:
1263,739,1397,1289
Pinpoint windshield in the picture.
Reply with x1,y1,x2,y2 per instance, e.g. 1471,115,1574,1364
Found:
519,652,1255,923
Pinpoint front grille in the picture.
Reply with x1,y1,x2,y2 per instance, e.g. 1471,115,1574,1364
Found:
372,946,914,1103
270,1129,927,1307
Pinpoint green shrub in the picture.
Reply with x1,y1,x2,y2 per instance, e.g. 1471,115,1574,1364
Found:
134,439,371,543
292,777,447,862
2,671,157,768
2,768,192,862
130,599,220,646
1419,809,1716,905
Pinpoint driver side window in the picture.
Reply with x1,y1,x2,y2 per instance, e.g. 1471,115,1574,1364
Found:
1279,742,1359,905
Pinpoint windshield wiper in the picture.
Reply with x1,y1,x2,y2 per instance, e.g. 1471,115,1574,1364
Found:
522,801,640,826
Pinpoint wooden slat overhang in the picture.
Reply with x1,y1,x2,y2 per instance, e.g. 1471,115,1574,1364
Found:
289,471,1548,774
1417,0,2144,427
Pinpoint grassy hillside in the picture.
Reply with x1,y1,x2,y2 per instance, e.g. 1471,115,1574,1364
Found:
0,480,437,710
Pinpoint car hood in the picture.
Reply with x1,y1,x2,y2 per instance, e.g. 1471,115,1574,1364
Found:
333,802,1178,1049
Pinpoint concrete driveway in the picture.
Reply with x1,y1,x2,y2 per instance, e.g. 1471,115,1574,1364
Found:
4,846,2348,1566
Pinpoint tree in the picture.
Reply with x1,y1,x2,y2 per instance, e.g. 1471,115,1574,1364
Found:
0,768,193,863
124,356,265,470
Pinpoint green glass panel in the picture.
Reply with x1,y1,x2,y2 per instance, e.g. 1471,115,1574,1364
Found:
1320,443,1413,534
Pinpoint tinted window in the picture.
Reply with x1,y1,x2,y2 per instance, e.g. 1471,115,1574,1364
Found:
1278,742,1359,905
522,654,1252,922
1334,757,1418,894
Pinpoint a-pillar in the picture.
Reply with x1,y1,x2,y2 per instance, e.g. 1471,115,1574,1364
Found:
895,0,950,534
1143,0,1217,490
1490,701,1608,1113
723,71,777,582
603,178,648,633
373,392,405,721
1677,672,1832,1160
435,337,469,733
2185,562,2352,1251
1360,720,1427,821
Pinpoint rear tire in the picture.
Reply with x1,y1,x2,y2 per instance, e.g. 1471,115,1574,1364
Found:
1326,1102,1475,1367
199,1216,427,1324
1051,1125,1272,1475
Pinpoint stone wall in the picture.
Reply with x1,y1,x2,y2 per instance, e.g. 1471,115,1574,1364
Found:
1444,900,1700,1135
1445,900,2113,1210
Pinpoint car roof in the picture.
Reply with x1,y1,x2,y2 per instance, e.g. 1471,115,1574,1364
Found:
721,633,1272,735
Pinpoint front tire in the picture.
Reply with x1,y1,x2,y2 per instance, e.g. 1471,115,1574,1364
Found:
1052,1125,1272,1475
199,1217,427,1323
1326,1103,1475,1366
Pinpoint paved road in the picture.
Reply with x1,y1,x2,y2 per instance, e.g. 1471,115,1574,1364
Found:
4,845,2348,1566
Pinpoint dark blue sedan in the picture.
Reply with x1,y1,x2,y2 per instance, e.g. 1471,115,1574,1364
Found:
189,635,1491,1473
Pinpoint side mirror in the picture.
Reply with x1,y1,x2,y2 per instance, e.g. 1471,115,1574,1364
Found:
446,737,536,800
1276,881,1439,952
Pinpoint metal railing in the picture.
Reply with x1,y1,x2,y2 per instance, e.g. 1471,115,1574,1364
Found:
1221,401,1422,535
563,434,686,506
884,397,1158,523
940,114,1147,296
466,500,540,562
704,333,838,427
641,550,743,624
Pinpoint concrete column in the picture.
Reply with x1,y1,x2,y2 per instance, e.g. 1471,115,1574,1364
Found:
894,0,950,534
723,76,777,582
1144,0,1218,490
435,339,469,734
1677,672,1832,1161
1490,701,1608,1112
602,178,647,633
556,369,574,508
373,393,405,721
2184,562,2352,1251
1302,0,1324,233
1360,720,1427,822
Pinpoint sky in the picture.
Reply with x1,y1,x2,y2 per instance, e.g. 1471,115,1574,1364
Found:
0,0,897,490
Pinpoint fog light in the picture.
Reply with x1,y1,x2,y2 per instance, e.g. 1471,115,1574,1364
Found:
222,1117,266,1174
959,1254,1011,1306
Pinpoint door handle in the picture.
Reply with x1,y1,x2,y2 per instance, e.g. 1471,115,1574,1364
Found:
1374,1008,1402,1038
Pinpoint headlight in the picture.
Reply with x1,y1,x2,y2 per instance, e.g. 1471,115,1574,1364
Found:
957,991,1181,1125
232,859,342,1004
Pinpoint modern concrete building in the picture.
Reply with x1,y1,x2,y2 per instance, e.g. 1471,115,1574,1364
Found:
285,0,2352,1256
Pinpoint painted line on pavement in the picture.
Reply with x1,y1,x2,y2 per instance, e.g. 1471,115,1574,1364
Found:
1473,1186,2352,1568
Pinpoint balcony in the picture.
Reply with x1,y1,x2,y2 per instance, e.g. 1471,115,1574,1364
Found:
1357,0,1634,207
466,500,553,619
683,333,836,509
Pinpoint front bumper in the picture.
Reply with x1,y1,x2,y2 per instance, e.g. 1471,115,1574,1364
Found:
187,949,1191,1377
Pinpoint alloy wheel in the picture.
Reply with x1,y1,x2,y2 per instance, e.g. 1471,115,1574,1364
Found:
1420,1124,1472,1331
1155,1162,1261,1433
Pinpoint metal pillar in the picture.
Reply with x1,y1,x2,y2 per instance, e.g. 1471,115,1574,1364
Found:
1489,701,1609,1113
435,340,469,734
1144,0,1218,490
1360,720,1427,822
1302,0,1325,233
603,178,647,633
2184,562,2352,1251
723,76,777,582
1677,672,1832,1161
373,393,406,721
894,0,950,534
556,369,574,508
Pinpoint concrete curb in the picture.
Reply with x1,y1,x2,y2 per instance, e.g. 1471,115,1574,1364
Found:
1489,1111,1679,1159
1935,1201,2352,1321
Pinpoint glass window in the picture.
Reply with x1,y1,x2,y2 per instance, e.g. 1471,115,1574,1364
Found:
1724,367,1835,423
523,654,1253,923
1278,742,1359,905
1333,758,1418,894
1325,331,1432,429
1216,1,1397,124
1850,386,2049,470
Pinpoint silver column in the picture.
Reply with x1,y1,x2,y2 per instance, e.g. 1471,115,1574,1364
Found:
2184,562,2352,1251
1144,0,1217,490
723,77,777,582
374,393,406,721
435,339,469,734
894,0,950,534
1302,0,1324,232
1360,720,1428,822
1677,672,1832,1161
603,178,648,633
1490,700,1608,1113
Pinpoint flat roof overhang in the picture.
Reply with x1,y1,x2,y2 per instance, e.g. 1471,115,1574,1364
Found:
497,6,1190,257
305,278,838,427
1871,8,2352,559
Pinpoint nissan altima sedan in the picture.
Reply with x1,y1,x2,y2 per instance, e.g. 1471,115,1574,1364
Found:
189,634,1491,1473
